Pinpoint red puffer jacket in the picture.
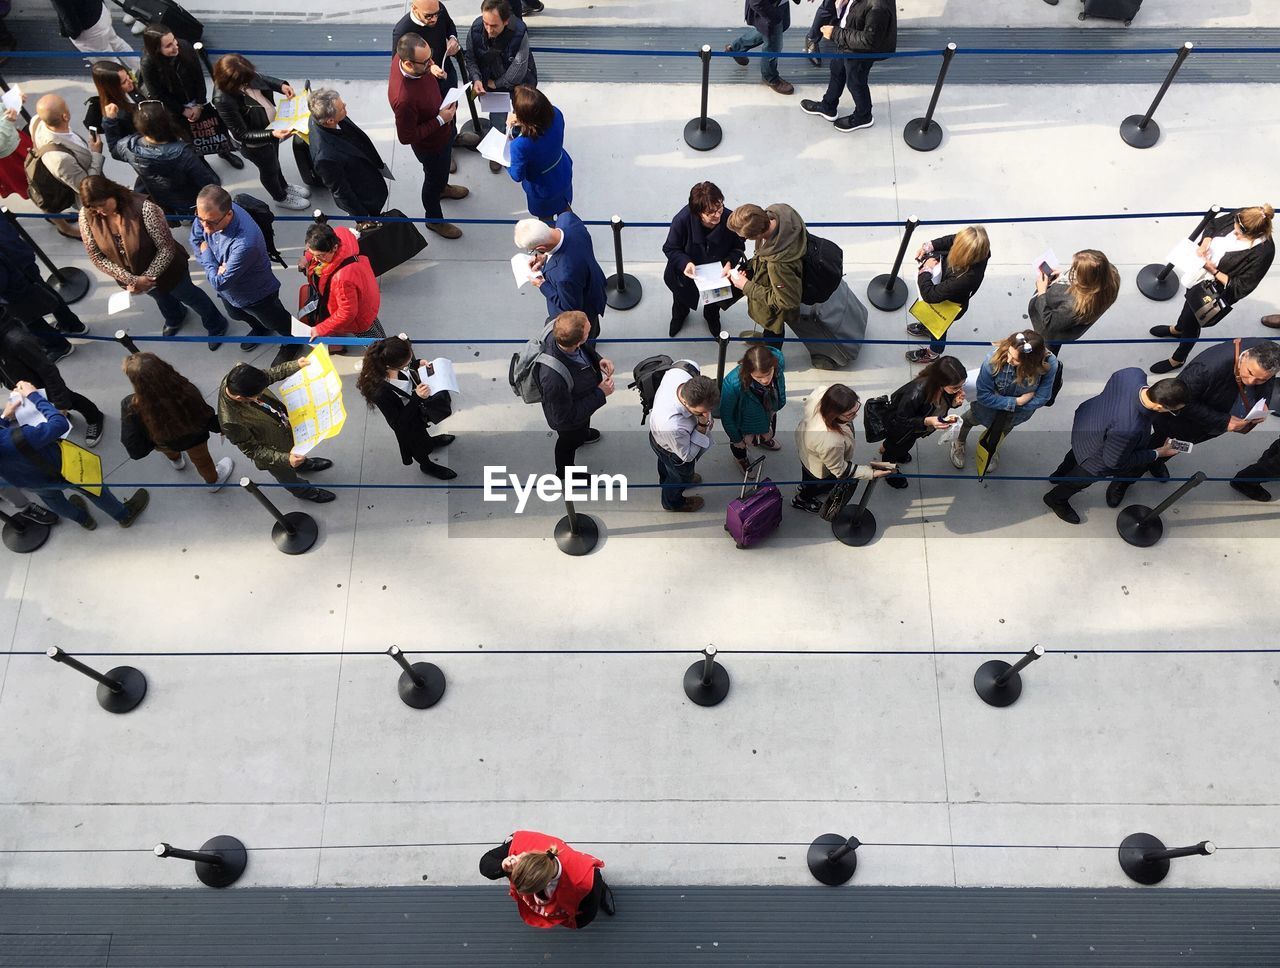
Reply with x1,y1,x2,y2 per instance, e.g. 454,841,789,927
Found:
305,226,381,337
507,830,604,930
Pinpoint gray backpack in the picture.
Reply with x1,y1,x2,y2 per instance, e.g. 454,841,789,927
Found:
509,320,572,404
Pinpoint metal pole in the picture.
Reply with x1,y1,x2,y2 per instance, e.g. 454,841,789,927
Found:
832,477,880,547
1138,206,1220,301
193,42,213,76
699,645,718,687
1116,471,1207,548
1140,470,1207,524
993,644,1045,687
115,330,140,355
1120,42,1193,149
47,645,147,713
683,45,723,151
711,329,730,418
46,646,121,692
154,836,249,887
387,644,447,708
1145,841,1215,862
2,207,93,301
554,497,599,556
241,478,296,533
387,645,428,690
867,217,918,311
903,43,956,152
239,478,319,555
455,54,490,148
807,833,860,885
604,216,641,310
155,844,225,866
683,646,730,706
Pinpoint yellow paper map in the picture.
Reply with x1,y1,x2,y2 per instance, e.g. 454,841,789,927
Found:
279,345,346,455
270,92,311,141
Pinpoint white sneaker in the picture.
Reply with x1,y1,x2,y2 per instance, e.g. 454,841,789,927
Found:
209,457,235,492
168,453,187,471
275,192,310,211
986,449,1000,474
287,183,313,199
949,439,966,470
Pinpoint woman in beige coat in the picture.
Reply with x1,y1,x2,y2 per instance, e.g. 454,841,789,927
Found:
793,383,894,513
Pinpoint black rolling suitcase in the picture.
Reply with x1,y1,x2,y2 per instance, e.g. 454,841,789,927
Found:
112,0,203,42
1079,0,1143,25
356,209,428,277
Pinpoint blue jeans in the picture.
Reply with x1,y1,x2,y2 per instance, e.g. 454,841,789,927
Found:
821,56,875,123
34,485,128,525
650,437,697,511
151,275,228,335
730,21,787,83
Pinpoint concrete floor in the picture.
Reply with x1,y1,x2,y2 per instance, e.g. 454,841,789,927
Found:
0,66,1278,891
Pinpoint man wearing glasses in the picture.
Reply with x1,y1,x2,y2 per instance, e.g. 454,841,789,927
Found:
393,0,462,97
389,33,469,240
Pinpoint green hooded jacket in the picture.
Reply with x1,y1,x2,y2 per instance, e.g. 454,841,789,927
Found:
742,203,807,335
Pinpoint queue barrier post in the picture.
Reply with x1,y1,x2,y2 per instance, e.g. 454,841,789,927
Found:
1116,470,1207,548
386,645,446,709
683,645,730,706
193,42,213,76
1120,42,1193,150
46,646,147,714
1,208,91,304
973,644,1045,708
1119,834,1215,885
154,836,248,888
807,833,861,885
554,497,599,556
0,506,51,554
903,43,957,153
711,330,730,418
114,329,141,355
1137,205,1221,301
867,216,919,312
832,477,880,547
455,54,491,149
239,478,318,555
683,44,723,152
604,215,642,311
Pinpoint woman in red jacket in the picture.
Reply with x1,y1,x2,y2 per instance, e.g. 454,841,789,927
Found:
479,829,614,929
300,222,385,355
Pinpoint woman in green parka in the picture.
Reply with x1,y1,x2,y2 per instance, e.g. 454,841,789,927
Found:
720,344,787,472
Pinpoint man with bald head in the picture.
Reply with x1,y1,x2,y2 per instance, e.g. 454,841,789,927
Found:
30,95,103,237
393,0,462,96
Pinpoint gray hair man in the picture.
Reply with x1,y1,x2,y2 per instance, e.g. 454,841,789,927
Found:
307,87,391,221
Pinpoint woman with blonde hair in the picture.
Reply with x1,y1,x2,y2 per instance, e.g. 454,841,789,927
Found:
1028,248,1120,355
1149,204,1276,373
479,829,614,929
906,224,991,364
949,330,1058,470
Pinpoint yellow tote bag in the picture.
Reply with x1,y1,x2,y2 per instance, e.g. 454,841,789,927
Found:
58,440,103,497
908,298,963,341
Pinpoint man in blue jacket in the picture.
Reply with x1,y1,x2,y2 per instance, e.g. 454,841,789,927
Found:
515,215,607,343
1043,368,1187,524
726,0,796,96
191,186,296,360
0,381,148,530
537,311,613,481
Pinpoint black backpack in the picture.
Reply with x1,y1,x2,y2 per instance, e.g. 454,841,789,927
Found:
628,356,701,425
800,233,844,306
234,193,287,267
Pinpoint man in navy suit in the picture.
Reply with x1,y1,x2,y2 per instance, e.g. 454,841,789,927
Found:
1043,368,1188,524
309,89,390,221
514,215,607,343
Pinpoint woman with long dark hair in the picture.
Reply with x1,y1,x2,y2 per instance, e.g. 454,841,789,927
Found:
719,343,786,472
85,60,140,134
120,352,234,489
104,101,219,217
140,24,244,168
355,336,456,479
793,383,895,513
876,354,967,489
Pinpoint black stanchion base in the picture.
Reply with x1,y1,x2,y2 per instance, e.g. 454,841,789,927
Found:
683,117,723,151
398,662,447,709
96,666,147,714
807,833,858,886
554,513,599,556
1136,263,1181,301
1119,832,1170,885
196,835,249,888
867,275,908,312
457,119,491,149
272,512,318,555
683,660,730,707
1120,115,1160,149
45,267,90,305
2,518,50,553
832,507,877,547
973,660,1022,707
903,117,944,152
604,274,642,311
1116,505,1164,547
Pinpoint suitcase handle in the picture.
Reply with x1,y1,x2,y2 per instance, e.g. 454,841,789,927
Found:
740,454,766,500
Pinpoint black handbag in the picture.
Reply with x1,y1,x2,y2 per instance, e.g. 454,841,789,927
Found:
862,395,891,443
819,476,857,522
1044,360,1065,408
1184,280,1229,327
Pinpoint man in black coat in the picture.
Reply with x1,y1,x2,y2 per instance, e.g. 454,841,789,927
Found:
662,181,745,337
538,311,614,481
392,0,462,96
0,214,86,360
307,89,390,221
800,0,896,132
0,310,104,447
1147,338,1279,479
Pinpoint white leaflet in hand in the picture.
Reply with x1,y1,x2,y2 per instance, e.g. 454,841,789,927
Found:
478,126,511,167
1167,237,1211,289
1,86,21,113
476,91,511,114
1245,397,1269,421
107,290,132,315
418,358,460,395
290,315,313,338
11,389,70,439
511,252,540,288
1032,248,1059,275
693,262,733,306
440,87,464,110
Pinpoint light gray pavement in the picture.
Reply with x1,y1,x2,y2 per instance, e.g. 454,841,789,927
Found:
0,69,1278,892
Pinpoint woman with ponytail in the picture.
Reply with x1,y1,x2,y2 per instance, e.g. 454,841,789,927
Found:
479,830,614,929
355,335,456,480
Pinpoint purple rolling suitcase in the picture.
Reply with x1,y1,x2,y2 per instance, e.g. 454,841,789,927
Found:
725,456,782,549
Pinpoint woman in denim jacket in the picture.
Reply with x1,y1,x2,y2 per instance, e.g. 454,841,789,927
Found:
950,330,1057,470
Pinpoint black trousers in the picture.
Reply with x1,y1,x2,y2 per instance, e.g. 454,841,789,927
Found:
63,389,104,425
222,291,302,366
554,424,592,480
1169,299,1233,364
664,265,743,335
412,134,454,222
240,140,288,202
1234,435,1280,483
795,464,837,502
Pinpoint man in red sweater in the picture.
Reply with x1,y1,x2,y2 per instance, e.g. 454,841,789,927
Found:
388,33,468,239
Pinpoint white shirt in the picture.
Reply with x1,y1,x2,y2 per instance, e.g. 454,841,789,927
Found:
649,366,713,462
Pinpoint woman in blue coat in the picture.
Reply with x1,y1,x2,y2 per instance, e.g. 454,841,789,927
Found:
507,85,572,223
720,344,786,472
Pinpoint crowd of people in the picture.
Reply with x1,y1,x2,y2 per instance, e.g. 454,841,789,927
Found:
0,1,1276,540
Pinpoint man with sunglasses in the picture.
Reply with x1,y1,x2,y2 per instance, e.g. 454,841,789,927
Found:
389,33,469,240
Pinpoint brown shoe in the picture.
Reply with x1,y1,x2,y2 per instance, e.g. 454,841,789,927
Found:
689,473,703,485
1262,314,1280,329
427,221,463,240
53,217,81,239
767,78,794,96
489,160,502,174
449,156,457,174
440,184,469,201
669,496,705,513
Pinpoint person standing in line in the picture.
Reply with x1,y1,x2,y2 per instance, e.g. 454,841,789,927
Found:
479,830,613,930
392,0,462,97
802,0,838,66
1027,248,1119,356
876,355,967,489
0,310,104,446
514,215,607,343
50,0,139,71
725,0,796,96
793,382,894,513
1042,369,1187,525
299,222,386,354
1231,435,1280,503
465,0,538,172
0,213,88,359
537,310,612,481
140,26,244,169
719,344,786,473
505,85,572,224
649,369,719,513
726,202,807,349
355,335,457,480
85,60,140,134
29,94,104,239
662,181,744,338
904,225,991,365
120,352,235,491
389,33,468,239
307,89,390,223
104,101,220,218
799,0,896,132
